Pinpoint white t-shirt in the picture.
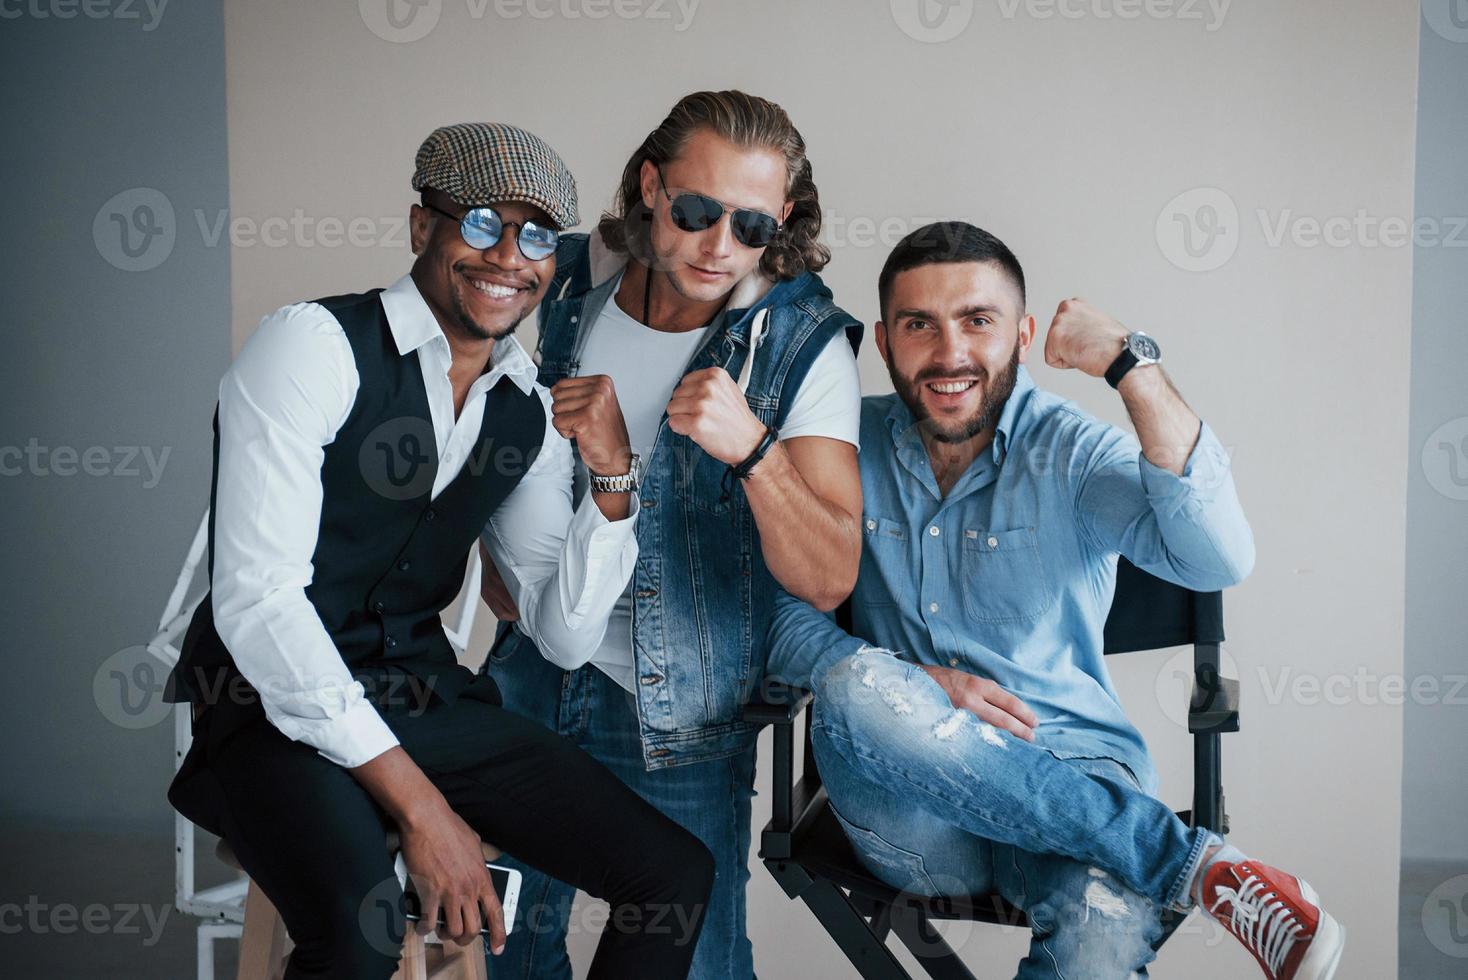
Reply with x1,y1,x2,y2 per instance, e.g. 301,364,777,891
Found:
575,271,862,691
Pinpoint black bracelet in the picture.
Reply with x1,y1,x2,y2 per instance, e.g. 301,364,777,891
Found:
731,425,779,481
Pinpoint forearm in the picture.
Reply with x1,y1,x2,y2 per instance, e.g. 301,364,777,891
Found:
742,442,861,612
349,746,451,832
1116,365,1200,475
767,590,869,692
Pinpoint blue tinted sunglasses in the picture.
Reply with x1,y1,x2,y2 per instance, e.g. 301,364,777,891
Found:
424,202,559,261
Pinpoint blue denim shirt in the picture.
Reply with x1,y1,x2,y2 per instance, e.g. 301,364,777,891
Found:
767,365,1254,793
487,232,863,770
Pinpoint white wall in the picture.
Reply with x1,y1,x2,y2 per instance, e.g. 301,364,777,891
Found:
223,1,1421,976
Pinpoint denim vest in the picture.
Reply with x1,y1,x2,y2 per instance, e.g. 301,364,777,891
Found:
488,233,862,769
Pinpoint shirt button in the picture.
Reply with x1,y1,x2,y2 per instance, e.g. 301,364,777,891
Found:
949,657,959,667
929,526,940,537
987,536,999,549
641,498,657,509
398,559,411,571
866,519,877,531
570,315,578,323
929,601,939,613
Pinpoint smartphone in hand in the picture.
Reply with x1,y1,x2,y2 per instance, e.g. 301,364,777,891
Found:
392,851,522,938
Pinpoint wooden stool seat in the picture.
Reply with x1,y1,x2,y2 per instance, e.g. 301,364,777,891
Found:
216,835,498,980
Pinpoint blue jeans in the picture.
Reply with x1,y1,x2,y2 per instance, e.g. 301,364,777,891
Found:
486,651,757,980
813,649,1218,980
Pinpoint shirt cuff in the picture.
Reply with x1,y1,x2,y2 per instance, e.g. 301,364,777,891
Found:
1138,420,1234,517
306,698,400,769
563,490,640,624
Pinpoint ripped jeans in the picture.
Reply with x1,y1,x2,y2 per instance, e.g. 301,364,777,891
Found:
811,649,1220,980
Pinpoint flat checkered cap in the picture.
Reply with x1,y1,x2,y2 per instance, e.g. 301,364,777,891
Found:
411,122,578,230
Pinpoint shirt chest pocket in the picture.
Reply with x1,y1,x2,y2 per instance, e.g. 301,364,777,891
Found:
860,514,912,608
960,526,1055,624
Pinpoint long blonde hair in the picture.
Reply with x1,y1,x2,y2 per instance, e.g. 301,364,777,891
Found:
597,90,830,280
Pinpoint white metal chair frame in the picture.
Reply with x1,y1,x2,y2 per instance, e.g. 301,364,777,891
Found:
145,509,485,979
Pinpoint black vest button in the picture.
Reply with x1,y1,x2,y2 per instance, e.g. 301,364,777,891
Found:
398,560,411,571
385,636,397,649
424,508,436,522
373,601,385,613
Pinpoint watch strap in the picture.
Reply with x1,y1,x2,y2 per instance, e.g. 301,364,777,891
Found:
1105,345,1139,389
589,454,640,493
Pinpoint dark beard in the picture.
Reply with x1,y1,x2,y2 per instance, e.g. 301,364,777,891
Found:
449,278,528,342
890,343,1021,445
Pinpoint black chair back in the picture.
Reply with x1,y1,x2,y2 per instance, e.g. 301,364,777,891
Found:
1103,556,1224,654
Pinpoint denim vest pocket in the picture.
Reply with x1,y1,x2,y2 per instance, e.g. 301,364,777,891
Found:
859,514,911,607
960,526,1055,623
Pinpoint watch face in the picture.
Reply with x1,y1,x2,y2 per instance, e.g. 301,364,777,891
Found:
1128,332,1161,363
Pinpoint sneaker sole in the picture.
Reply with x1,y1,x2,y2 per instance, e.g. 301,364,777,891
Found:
1293,880,1344,980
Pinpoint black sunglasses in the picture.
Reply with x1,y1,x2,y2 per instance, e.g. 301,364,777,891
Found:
655,168,783,249
423,202,559,261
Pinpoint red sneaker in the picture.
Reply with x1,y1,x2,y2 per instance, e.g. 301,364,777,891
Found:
1200,860,1344,980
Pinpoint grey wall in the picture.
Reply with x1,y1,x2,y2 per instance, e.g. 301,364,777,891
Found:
0,0,230,832
1402,13,1468,864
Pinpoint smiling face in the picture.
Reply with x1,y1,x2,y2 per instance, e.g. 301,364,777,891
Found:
876,260,1036,445
637,128,792,304
408,188,556,342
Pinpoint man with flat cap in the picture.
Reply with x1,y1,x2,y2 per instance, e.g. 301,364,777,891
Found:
165,122,714,979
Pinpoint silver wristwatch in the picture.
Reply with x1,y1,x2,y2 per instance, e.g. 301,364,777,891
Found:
589,453,642,494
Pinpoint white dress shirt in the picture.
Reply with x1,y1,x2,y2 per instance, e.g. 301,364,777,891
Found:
210,274,638,769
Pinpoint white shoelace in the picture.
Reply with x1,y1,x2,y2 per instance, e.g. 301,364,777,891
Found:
1210,871,1306,976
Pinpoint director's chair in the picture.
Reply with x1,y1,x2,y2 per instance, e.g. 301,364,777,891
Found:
741,557,1240,979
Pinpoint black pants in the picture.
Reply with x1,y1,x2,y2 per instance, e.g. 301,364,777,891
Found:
190,674,714,979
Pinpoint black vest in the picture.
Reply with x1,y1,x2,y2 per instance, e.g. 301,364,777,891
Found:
166,288,546,723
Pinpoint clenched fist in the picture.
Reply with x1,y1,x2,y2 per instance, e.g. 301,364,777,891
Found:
1042,297,1132,378
665,366,767,466
549,375,634,477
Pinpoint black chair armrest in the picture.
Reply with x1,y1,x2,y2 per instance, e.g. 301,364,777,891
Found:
740,679,814,726
742,680,820,860
1189,668,1240,734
